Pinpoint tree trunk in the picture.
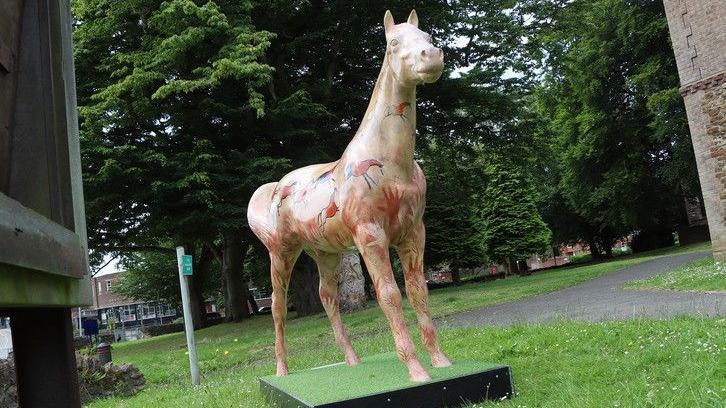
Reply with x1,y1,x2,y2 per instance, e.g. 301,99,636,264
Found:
360,257,375,300
290,253,323,317
337,251,367,312
187,244,212,330
587,237,601,260
450,262,461,285
602,229,615,258
517,259,531,276
505,257,513,277
603,243,613,258
221,230,250,322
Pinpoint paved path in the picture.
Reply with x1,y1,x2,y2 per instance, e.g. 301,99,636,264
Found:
439,251,725,328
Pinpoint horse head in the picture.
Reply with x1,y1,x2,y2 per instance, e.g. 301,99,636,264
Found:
383,10,444,85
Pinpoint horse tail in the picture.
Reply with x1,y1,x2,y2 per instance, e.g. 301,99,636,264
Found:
247,182,278,249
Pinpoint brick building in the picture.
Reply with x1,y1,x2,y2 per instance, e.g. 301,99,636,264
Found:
663,0,726,261
73,271,177,329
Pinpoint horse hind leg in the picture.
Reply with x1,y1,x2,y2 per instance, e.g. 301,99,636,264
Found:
313,252,361,366
269,246,301,376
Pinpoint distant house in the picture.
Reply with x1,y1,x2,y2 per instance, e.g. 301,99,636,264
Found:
72,271,177,329
527,242,591,270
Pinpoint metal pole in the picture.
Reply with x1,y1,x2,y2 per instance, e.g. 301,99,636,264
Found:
77,307,83,336
176,246,200,387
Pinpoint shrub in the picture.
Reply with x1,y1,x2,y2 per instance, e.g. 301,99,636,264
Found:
140,323,185,337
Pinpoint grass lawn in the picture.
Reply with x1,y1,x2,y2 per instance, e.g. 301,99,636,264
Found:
86,242,718,407
626,257,725,293
87,317,725,408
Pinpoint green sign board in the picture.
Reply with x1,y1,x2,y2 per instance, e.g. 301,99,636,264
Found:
181,255,193,276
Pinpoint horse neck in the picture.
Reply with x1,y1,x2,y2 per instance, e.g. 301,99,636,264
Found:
343,54,417,175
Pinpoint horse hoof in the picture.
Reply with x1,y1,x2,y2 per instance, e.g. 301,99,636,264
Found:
431,353,452,368
409,369,432,382
276,363,289,376
346,354,361,366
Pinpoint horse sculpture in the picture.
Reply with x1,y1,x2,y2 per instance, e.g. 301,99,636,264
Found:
247,9,450,382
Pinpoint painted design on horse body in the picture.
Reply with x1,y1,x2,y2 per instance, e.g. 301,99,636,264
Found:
295,168,336,203
314,168,335,186
317,189,339,227
384,101,411,120
345,159,384,189
273,182,297,213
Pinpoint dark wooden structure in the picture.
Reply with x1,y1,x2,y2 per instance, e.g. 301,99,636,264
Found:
0,1,92,406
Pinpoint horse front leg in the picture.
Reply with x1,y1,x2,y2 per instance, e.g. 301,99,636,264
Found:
312,251,361,366
269,248,301,376
396,222,451,368
353,223,430,382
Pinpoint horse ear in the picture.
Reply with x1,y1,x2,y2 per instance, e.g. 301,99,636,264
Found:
407,10,419,27
384,10,395,34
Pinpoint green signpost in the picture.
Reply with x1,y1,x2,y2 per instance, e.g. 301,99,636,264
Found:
181,255,193,276
176,248,200,387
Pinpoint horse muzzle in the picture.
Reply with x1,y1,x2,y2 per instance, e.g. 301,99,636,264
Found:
416,47,444,83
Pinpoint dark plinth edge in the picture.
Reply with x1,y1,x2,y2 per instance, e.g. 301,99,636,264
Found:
260,365,514,408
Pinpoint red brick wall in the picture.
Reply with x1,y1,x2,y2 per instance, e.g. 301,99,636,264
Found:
92,272,135,308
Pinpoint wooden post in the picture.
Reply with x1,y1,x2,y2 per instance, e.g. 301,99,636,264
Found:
176,246,200,387
10,308,81,407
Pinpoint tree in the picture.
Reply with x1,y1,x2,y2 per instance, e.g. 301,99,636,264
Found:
76,0,558,309
422,144,487,283
113,252,182,312
525,0,701,253
74,0,284,324
246,0,532,290
337,252,367,312
289,254,322,317
113,249,222,325
476,157,552,273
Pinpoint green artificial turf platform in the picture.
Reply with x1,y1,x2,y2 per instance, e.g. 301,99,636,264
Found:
259,352,514,408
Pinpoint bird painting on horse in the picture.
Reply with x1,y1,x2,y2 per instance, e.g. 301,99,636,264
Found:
247,9,450,382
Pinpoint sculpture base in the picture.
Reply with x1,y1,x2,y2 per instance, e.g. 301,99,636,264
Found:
259,352,514,408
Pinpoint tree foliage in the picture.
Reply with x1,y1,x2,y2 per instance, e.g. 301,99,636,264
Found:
527,0,700,255
111,251,215,309
476,157,552,268
75,0,703,303
74,0,283,251
74,0,284,323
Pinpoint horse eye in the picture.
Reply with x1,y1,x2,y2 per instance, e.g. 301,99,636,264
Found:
390,39,399,46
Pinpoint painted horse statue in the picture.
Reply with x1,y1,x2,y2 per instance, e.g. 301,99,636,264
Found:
247,10,450,382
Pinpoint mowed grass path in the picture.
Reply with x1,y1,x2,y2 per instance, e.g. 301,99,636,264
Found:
626,256,726,293
87,243,719,407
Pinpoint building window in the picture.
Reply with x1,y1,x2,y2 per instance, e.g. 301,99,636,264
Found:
157,305,176,317
120,305,136,322
106,280,112,292
139,304,156,320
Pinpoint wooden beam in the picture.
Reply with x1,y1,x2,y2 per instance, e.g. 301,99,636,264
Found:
0,192,84,279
